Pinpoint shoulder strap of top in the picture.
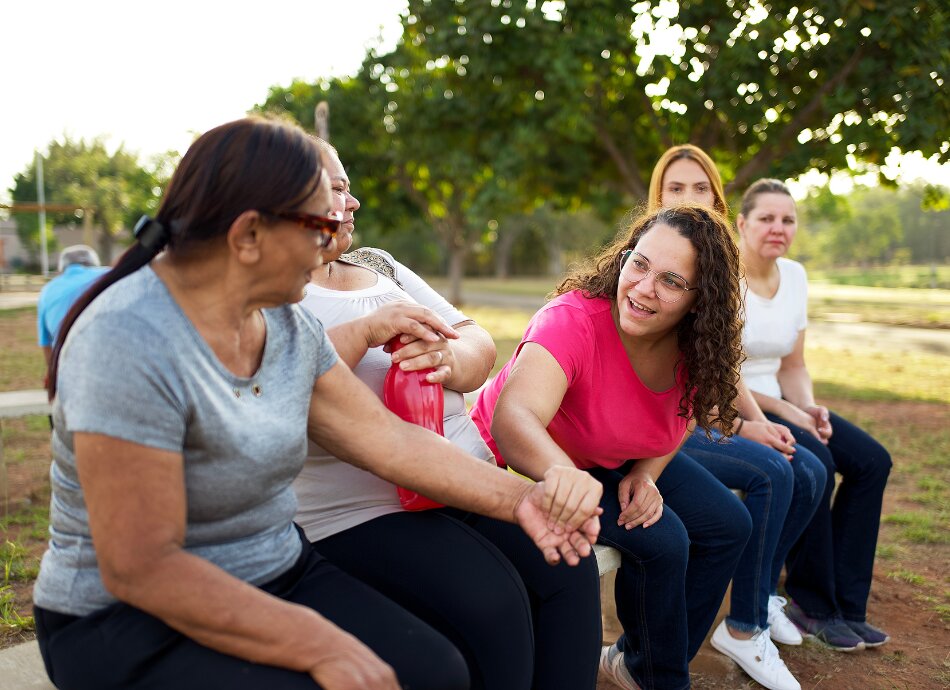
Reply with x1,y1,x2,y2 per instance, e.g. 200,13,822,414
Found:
338,248,404,289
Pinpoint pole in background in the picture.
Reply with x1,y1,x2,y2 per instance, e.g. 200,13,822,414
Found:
36,151,48,277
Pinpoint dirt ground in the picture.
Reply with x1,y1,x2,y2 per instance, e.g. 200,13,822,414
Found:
3,398,948,689
599,399,950,690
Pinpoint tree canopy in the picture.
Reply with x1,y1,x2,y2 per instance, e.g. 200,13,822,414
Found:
9,136,174,265
255,0,948,292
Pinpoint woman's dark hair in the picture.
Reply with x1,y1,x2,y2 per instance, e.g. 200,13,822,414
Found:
554,206,744,437
48,116,326,398
739,178,793,218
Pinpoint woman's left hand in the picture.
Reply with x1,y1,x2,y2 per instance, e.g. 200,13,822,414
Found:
617,468,664,529
804,404,833,442
356,301,459,351
388,333,456,384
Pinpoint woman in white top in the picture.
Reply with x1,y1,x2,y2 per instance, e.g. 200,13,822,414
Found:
736,178,892,650
293,140,604,690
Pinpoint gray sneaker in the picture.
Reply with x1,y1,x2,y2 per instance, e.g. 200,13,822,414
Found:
599,644,641,690
785,601,865,652
844,620,890,647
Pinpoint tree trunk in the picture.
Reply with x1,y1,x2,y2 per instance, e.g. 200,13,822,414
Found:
494,225,521,279
447,243,466,306
545,233,564,277
98,229,114,266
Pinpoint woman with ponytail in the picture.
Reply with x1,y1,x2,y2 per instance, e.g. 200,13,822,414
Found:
33,116,601,690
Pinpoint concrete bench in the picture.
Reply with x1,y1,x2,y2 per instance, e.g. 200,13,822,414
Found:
0,641,53,689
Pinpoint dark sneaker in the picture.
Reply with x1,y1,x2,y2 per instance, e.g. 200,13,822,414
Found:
785,601,865,652
844,620,890,647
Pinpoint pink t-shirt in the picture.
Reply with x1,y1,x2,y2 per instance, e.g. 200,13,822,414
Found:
470,290,690,471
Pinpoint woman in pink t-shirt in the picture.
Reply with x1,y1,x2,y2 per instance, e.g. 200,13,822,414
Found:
472,205,751,690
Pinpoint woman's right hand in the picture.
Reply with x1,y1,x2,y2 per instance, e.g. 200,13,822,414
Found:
358,301,459,350
308,629,400,690
540,465,604,534
782,402,825,444
739,420,797,460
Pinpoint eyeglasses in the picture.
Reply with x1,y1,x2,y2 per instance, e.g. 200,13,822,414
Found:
263,210,343,248
620,249,697,304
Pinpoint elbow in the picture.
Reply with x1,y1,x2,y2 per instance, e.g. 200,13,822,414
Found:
98,546,179,605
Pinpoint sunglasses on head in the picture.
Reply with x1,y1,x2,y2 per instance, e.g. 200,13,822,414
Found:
262,210,343,248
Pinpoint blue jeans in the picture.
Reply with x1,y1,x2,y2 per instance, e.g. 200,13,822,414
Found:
769,411,891,622
589,452,751,690
684,430,826,631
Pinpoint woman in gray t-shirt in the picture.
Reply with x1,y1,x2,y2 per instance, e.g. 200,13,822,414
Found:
34,117,602,690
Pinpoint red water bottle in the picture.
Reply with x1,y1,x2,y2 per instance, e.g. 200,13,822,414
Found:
383,336,445,511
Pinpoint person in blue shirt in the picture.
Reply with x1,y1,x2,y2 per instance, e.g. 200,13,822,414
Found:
37,245,108,370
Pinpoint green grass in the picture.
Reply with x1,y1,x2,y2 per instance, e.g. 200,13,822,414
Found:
0,307,46,390
882,511,949,544
887,569,926,585
807,264,950,290
0,540,39,583
0,503,50,542
0,585,33,632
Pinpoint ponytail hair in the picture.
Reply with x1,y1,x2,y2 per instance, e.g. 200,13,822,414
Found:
47,116,327,399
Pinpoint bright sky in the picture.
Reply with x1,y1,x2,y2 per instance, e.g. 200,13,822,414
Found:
2,0,947,206
0,0,408,204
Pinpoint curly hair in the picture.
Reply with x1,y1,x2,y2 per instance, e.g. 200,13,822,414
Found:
554,206,743,437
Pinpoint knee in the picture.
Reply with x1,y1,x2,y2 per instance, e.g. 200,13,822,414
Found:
417,641,470,690
721,494,753,548
868,446,892,483
615,515,690,574
797,448,827,491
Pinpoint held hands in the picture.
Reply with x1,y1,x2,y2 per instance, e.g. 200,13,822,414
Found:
739,420,797,461
513,477,603,566
357,302,458,355
617,468,663,530
804,404,833,444
307,628,400,690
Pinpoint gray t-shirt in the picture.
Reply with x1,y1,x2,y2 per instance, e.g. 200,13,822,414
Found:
33,266,338,616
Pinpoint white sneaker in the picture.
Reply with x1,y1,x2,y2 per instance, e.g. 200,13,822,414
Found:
599,644,641,690
768,595,804,645
711,620,801,690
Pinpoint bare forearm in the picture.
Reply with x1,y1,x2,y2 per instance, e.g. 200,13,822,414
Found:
105,550,338,674
327,321,371,369
734,378,768,422
443,324,496,393
750,389,799,419
493,405,577,481
776,365,816,410
312,405,530,523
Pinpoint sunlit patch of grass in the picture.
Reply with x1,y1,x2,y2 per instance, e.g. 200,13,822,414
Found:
0,585,33,633
882,512,949,544
0,540,40,584
875,543,900,560
0,307,46,391
809,347,950,404
934,604,950,622
1,503,50,542
887,569,926,586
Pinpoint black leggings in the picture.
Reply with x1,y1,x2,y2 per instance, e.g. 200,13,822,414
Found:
314,509,602,690
35,532,469,690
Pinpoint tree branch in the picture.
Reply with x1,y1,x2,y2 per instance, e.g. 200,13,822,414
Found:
592,115,648,199
727,43,867,192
